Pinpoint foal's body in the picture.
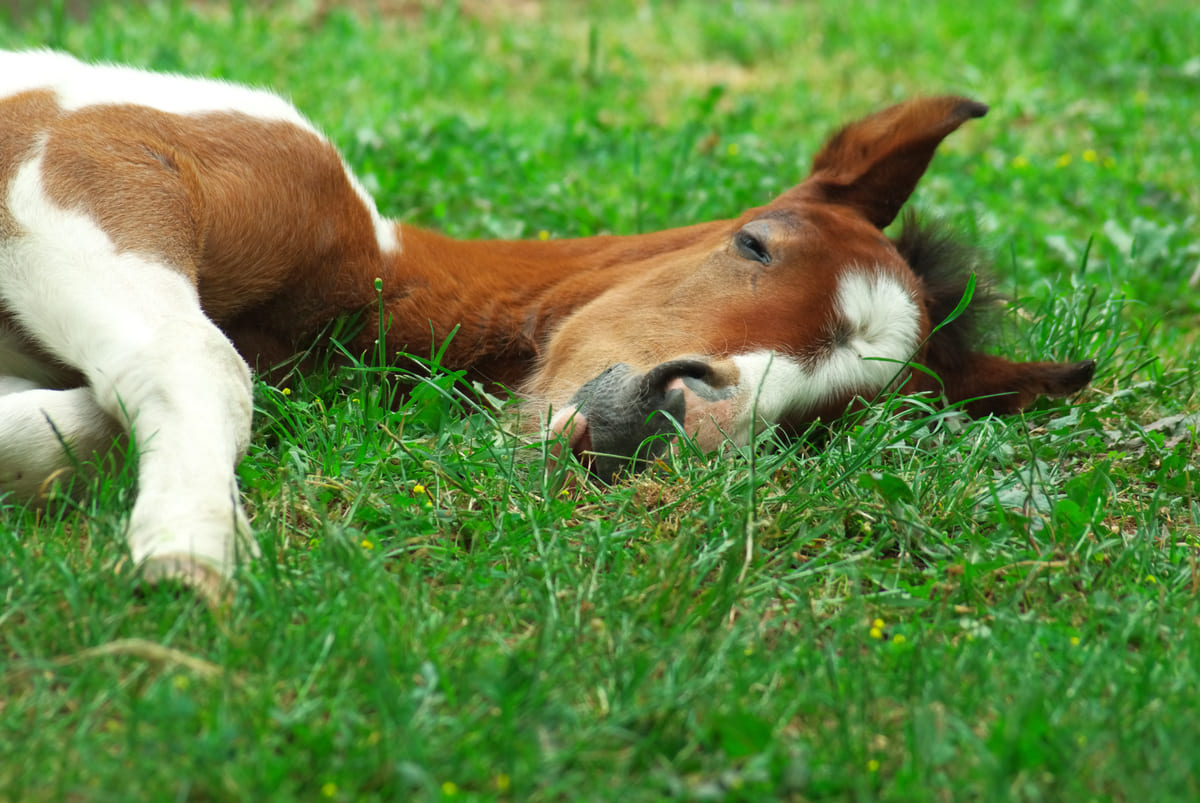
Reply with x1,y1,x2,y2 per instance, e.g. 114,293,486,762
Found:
0,51,1094,593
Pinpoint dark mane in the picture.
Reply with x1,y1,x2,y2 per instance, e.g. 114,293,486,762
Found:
892,210,1002,373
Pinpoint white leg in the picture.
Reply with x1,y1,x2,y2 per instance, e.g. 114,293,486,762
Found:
0,380,121,498
1,158,257,591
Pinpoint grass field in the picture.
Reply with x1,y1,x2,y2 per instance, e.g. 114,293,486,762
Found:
2,1,1199,800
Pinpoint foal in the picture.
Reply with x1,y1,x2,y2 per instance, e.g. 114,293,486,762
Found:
0,50,1094,594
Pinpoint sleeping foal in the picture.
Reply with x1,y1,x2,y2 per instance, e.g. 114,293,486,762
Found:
0,51,1094,594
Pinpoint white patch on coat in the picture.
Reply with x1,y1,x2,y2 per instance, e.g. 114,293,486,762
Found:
723,269,920,442
0,385,120,497
0,149,256,574
0,48,400,254
0,48,316,124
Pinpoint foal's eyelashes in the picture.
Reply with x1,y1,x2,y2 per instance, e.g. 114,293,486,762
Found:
734,227,772,265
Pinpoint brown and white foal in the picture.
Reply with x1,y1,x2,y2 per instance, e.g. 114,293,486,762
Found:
0,50,1094,593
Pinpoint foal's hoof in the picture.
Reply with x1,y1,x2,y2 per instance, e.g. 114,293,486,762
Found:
140,554,230,607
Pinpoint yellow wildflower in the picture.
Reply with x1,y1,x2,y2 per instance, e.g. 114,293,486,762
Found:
1055,153,1072,168
1010,155,1029,169
538,229,550,241
361,539,374,550
1082,149,1098,163
321,782,337,798
867,759,880,772
892,634,906,645
494,774,511,792
441,781,458,796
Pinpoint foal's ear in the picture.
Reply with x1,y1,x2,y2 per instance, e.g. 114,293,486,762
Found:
910,353,1096,418
809,96,988,229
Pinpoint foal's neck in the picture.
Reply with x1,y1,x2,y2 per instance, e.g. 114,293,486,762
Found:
369,220,728,386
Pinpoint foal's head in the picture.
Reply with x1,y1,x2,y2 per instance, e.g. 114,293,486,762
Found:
526,96,1094,477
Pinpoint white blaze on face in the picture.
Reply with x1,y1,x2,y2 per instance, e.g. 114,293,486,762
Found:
681,268,922,447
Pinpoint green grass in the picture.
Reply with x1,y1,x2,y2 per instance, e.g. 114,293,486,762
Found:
2,1,1199,800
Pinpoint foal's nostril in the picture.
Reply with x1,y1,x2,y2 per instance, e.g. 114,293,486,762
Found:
640,359,715,394
640,359,737,407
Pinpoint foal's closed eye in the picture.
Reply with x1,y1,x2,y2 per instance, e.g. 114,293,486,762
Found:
734,229,771,265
